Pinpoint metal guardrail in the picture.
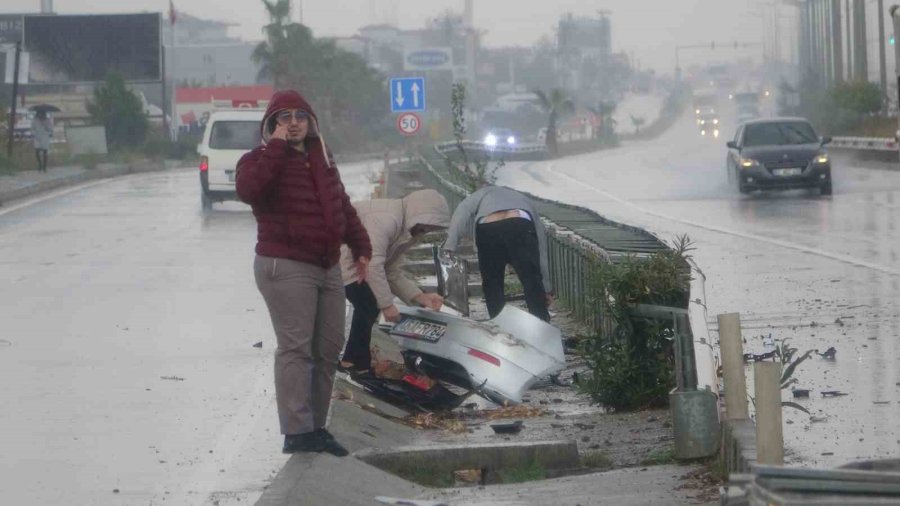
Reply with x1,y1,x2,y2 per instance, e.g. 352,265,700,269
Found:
434,139,549,156
830,136,898,151
420,146,629,340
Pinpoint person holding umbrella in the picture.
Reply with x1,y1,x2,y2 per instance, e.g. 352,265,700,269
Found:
30,106,56,173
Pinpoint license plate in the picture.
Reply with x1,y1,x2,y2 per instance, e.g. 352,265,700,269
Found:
773,168,801,176
226,170,236,182
391,316,447,342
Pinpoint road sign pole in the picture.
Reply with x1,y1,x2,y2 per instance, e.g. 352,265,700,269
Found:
6,41,21,158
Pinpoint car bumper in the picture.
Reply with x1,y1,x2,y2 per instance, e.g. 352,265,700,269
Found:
200,171,238,202
739,164,831,190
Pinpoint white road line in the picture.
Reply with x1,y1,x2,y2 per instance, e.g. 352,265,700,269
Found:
0,179,115,217
545,164,900,277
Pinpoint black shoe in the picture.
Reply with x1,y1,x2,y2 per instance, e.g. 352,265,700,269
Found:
338,362,370,375
282,431,325,454
315,428,349,457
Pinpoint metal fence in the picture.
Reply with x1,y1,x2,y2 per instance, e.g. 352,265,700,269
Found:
418,147,614,338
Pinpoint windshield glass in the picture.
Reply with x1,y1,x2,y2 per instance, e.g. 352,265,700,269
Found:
209,121,260,150
743,121,818,146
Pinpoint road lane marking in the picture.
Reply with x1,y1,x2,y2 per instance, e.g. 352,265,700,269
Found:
0,179,115,217
545,164,900,277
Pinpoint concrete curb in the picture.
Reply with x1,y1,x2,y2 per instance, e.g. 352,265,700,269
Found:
722,418,757,473
0,159,182,203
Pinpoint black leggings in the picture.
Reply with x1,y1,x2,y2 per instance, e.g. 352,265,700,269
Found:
35,149,48,172
475,218,550,321
342,281,380,370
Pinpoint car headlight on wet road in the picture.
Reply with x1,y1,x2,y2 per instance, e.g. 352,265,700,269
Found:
484,134,498,146
815,155,829,164
740,157,759,168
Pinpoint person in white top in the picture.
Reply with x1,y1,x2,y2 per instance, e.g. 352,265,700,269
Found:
31,110,53,173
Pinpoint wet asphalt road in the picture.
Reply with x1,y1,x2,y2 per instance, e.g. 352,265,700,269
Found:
0,161,380,505
496,106,900,468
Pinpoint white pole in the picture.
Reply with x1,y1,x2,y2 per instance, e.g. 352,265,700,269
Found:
754,361,785,465
718,313,750,420
170,20,177,142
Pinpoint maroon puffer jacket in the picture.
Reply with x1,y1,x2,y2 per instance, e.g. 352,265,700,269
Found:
235,90,371,267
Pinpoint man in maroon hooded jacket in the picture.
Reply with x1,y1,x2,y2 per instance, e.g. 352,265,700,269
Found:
236,90,372,456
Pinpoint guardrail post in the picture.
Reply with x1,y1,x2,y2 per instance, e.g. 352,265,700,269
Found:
754,361,784,465
718,313,749,420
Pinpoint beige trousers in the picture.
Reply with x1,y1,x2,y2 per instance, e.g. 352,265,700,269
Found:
254,255,346,435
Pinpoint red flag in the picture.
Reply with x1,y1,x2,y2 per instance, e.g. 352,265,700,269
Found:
168,0,176,25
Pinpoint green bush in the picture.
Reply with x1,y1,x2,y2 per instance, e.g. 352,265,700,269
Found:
86,72,149,150
0,152,14,172
791,80,884,135
576,236,693,411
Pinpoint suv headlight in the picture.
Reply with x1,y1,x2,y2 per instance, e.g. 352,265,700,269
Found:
740,157,759,169
814,155,829,164
484,134,498,146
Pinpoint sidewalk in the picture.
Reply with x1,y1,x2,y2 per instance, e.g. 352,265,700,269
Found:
0,161,182,204
255,161,721,506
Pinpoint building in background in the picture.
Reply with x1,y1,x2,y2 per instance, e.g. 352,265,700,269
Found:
174,84,273,135
162,11,262,131
557,13,613,105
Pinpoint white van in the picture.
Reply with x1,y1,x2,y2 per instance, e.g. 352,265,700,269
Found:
196,109,265,210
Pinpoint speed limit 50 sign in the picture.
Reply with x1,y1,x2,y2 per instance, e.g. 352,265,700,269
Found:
397,112,421,136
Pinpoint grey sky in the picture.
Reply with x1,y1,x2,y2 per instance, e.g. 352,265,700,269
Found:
4,0,771,71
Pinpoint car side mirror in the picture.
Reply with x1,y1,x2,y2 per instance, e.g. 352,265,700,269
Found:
821,136,832,145
726,141,738,150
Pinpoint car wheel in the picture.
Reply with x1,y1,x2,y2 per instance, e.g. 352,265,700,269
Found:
201,191,213,211
819,181,832,196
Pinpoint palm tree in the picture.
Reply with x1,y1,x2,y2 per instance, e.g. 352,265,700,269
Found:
252,0,315,89
534,88,575,157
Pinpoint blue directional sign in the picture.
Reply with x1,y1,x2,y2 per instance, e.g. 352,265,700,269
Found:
390,77,426,113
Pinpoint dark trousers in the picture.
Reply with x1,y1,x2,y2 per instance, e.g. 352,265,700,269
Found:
475,218,550,321
343,281,380,370
35,149,48,172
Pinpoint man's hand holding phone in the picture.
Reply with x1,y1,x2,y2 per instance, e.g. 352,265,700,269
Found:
271,123,289,141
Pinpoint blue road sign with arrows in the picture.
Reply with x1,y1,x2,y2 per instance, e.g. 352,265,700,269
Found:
390,77,426,113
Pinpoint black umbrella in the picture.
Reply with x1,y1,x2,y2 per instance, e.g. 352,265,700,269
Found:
29,104,61,114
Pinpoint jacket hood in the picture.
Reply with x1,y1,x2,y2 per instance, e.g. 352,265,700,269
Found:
402,189,450,233
260,89,321,144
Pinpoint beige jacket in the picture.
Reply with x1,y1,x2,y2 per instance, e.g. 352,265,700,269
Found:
340,189,450,309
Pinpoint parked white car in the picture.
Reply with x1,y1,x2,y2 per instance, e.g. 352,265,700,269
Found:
196,109,264,210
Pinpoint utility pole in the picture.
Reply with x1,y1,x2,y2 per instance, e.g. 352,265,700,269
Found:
854,0,868,81
846,0,853,80
6,41,21,158
40,0,53,13
464,0,476,89
832,0,844,82
878,0,888,100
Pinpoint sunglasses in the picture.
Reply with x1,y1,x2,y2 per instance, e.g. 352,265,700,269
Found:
275,110,310,125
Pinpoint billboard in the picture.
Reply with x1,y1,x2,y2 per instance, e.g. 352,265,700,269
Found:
24,13,161,84
0,14,24,45
403,48,454,71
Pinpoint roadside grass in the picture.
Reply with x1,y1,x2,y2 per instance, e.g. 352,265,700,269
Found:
384,462,454,488
495,460,547,484
580,451,614,470
640,446,676,466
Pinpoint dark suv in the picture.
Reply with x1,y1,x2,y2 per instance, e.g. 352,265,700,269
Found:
726,118,832,195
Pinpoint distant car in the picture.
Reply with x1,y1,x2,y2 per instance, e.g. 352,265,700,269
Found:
482,128,519,148
196,109,265,210
697,112,720,138
726,117,832,195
